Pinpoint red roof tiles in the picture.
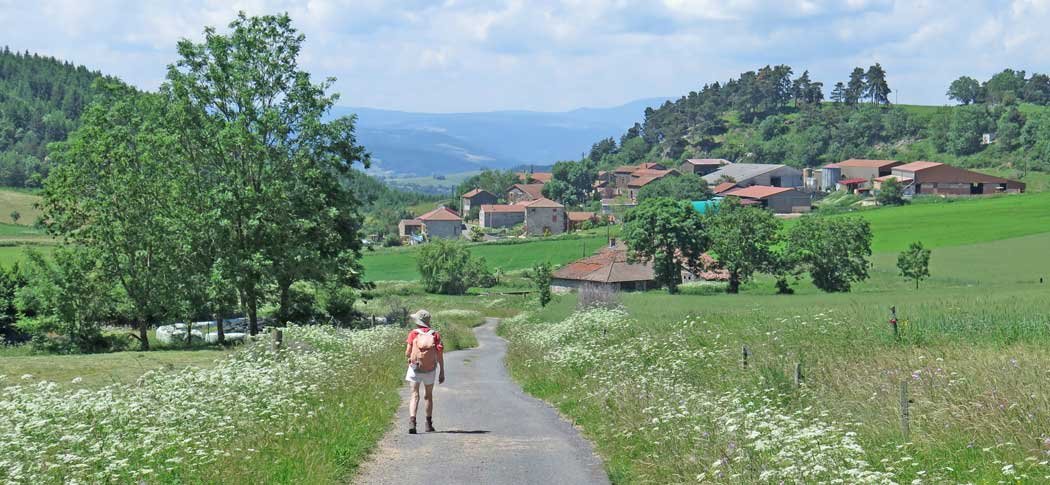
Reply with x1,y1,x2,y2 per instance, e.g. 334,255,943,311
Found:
417,207,463,221
724,185,794,199
894,161,943,172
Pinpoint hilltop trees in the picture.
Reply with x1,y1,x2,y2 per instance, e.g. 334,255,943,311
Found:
623,198,709,294
947,76,982,105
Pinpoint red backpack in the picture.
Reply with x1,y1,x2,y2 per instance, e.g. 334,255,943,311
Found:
410,329,438,373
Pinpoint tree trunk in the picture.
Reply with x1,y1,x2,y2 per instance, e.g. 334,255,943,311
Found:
214,313,225,346
247,286,259,336
727,272,741,294
138,318,150,351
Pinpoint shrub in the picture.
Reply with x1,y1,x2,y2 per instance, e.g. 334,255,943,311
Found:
417,239,492,294
383,234,402,247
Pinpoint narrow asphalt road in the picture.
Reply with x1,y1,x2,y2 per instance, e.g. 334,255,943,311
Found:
354,318,609,485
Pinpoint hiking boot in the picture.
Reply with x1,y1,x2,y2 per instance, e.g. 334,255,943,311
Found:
425,417,435,433
408,417,417,435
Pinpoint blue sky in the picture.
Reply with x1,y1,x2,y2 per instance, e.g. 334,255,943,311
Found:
2,0,1049,112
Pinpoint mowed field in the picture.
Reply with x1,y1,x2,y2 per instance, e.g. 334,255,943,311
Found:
498,193,1050,483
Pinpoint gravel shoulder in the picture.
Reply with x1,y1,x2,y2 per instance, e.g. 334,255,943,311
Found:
353,318,608,485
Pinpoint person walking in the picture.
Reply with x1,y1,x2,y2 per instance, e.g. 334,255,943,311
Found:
405,309,445,434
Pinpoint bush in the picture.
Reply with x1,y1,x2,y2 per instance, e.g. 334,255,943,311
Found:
383,234,402,247
284,282,325,324
324,285,360,326
417,239,492,294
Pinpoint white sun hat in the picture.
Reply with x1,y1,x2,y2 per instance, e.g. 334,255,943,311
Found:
410,309,432,327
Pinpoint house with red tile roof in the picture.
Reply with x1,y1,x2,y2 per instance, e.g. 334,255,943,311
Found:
506,183,546,204
521,198,566,236
402,206,464,239
551,241,728,292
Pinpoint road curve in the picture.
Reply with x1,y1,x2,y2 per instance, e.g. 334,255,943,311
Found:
353,318,609,485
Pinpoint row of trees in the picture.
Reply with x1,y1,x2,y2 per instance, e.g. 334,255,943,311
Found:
623,198,873,294
23,14,369,352
947,69,1050,106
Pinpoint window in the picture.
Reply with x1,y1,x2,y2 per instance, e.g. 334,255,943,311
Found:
552,214,558,222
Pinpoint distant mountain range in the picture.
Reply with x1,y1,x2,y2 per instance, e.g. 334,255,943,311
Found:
329,97,671,177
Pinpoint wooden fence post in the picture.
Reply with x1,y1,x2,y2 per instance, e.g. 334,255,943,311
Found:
900,380,910,440
890,306,899,341
794,362,803,388
272,329,283,352
742,345,750,369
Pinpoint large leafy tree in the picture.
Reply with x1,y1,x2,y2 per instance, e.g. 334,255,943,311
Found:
877,177,906,206
636,173,712,202
165,13,369,334
786,216,872,292
43,82,187,350
706,198,781,293
947,76,982,105
622,198,709,294
544,159,595,206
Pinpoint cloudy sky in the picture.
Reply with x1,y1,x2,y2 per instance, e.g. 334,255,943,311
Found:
1,0,1049,112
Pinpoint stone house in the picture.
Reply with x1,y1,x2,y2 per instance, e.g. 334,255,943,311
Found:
522,198,566,236
460,188,498,215
507,183,545,204
479,204,526,229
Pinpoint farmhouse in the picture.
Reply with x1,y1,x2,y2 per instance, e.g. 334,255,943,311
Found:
551,243,657,292
551,241,728,292
415,206,464,239
507,183,546,204
702,163,803,188
479,203,525,229
522,198,566,236
680,158,730,176
460,188,498,214
723,185,811,213
890,161,1025,196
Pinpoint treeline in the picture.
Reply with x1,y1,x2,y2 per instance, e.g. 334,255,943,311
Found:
2,14,371,354
0,48,106,187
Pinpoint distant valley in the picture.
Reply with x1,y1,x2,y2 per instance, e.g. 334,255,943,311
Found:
330,97,671,178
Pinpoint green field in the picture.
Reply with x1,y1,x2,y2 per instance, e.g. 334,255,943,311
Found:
362,233,610,281
0,187,43,225
498,193,1050,483
0,348,231,388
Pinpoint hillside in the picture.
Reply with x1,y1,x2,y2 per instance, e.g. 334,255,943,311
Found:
332,98,671,177
0,48,105,187
577,65,1050,184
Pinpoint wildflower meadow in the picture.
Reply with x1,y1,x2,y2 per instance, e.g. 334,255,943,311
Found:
502,285,1050,484
0,325,405,484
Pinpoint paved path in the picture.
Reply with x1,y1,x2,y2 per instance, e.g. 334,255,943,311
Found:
354,318,608,485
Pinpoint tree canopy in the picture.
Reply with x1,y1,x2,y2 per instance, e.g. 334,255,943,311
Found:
622,198,709,294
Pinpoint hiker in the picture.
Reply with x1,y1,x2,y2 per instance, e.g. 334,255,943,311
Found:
405,309,445,434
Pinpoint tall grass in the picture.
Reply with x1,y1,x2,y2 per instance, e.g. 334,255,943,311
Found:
502,283,1050,484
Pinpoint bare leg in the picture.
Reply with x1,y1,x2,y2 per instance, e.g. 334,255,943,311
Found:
424,384,435,417
409,382,421,418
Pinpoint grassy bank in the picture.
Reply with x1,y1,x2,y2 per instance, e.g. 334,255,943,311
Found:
501,232,1050,484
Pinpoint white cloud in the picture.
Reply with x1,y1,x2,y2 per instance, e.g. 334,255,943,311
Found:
2,0,1050,111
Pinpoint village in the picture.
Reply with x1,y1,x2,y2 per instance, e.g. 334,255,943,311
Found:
395,157,1025,292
